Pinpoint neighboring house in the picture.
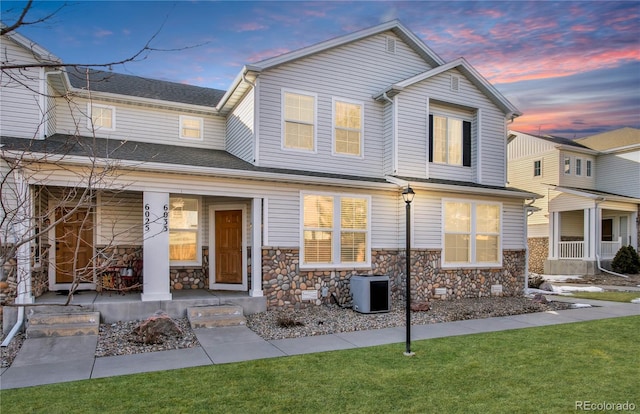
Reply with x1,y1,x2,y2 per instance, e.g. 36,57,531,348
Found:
507,128,640,275
1,20,535,325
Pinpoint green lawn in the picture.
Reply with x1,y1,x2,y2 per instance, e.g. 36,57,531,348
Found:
2,317,639,414
569,291,640,303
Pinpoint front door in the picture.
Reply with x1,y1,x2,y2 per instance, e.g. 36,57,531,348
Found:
55,207,94,284
602,218,613,242
214,209,243,286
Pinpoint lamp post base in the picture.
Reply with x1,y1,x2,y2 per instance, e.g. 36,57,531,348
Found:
403,351,415,357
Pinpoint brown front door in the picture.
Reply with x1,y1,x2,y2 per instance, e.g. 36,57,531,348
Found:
215,210,243,284
55,207,94,284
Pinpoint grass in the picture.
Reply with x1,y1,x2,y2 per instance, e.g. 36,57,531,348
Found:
568,291,640,303
2,317,639,414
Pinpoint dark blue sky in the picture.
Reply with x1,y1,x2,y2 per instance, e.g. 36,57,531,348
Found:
3,1,639,137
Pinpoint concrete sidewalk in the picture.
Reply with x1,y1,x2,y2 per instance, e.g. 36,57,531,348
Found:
1,297,639,390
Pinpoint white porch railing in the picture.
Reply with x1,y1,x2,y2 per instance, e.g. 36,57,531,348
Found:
600,237,622,260
558,241,584,259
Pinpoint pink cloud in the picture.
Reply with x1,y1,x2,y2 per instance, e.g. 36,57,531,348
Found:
246,47,291,63
236,22,267,32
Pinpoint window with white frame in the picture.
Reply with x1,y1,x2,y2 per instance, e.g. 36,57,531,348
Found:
575,158,582,176
88,104,115,131
333,99,363,156
586,159,592,177
443,200,501,266
429,114,472,166
533,160,542,177
564,156,571,174
180,116,203,140
169,196,201,265
283,91,315,151
302,193,369,267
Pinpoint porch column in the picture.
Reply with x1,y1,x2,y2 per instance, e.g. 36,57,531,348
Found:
585,207,597,260
632,209,639,250
14,171,34,304
549,212,559,259
250,197,264,297
141,191,172,301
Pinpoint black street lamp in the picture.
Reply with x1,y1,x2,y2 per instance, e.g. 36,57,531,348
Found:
402,185,415,356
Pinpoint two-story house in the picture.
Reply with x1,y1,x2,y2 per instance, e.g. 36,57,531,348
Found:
2,20,535,328
507,128,640,275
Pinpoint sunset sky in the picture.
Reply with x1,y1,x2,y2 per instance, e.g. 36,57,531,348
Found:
2,1,639,138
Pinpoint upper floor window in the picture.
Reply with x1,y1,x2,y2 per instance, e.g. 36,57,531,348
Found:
564,157,571,174
169,196,201,266
575,158,582,176
333,99,363,157
283,90,315,151
443,200,501,266
88,104,115,131
586,160,592,177
301,193,370,268
180,116,203,140
533,160,542,177
429,114,471,167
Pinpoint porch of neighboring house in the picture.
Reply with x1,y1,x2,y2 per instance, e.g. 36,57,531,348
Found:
544,206,638,275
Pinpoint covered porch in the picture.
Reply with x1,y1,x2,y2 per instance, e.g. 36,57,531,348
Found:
545,188,639,275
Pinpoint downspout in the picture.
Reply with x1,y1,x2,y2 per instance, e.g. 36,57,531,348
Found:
523,198,540,294
593,198,628,278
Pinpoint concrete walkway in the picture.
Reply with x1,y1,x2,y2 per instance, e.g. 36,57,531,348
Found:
1,296,639,390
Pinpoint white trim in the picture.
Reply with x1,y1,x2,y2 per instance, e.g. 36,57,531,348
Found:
179,115,204,141
209,203,248,291
424,97,429,178
87,103,116,132
331,96,365,159
38,67,46,139
393,95,398,174
441,198,503,268
254,78,260,164
169,195,202,267
263,197,270,246
299,191,372,270
281,88,318,153
477,108,483,183
250,198,263,297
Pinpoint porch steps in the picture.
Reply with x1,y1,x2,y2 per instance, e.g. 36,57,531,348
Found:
187,305,246,329
26,311,100,338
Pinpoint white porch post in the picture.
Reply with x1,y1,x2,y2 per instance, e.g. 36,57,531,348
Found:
631,209,638,250
250,197,264,297
14,170,34,304
595,206,602,257
141,191,172,301
586,207,597,260
549,212,559,259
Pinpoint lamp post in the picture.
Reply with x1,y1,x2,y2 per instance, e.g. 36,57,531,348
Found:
402,185,415,356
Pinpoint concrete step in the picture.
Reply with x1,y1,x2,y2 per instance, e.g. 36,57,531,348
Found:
187,305,246,329
26,311,100,338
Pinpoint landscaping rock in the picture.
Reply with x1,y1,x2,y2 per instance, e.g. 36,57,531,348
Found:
133,311,183,344
538,282,554,292
532,293,548,304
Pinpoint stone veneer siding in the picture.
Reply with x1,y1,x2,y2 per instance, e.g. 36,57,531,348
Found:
262,248,526,310
527,237,548,274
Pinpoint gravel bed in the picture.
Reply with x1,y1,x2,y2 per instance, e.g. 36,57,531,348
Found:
1,296,572,367
246,296,572,340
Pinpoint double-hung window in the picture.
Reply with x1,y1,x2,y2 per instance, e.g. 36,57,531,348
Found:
533,160,542,177
333,98,363,156
575,158,582,176
169,196,201,265
283,91,315,151
88,104,115,131
180,116,203,140
443,200,501,266
302,193,370,267
586,160,592,177
429,114,471,166
564,157,571,174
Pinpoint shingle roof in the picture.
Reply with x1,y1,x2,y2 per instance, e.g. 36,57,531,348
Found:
66,68,226,107
575,127,640,151
533,134,588,149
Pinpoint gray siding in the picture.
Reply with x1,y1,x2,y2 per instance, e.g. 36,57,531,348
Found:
382,101,394,175
0,39,45,139
256,31,431,177
226,87,255,163
395,68,507,186
55,96,226,149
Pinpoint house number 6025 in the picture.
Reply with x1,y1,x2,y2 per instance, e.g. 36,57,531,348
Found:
144,203,169,232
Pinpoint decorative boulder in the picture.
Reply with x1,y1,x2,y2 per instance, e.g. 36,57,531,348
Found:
411,301,431,312
538,282,554,292
133,310,183,344
532,293,548,304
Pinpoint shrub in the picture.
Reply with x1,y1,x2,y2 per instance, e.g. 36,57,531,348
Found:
611,245,640,274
